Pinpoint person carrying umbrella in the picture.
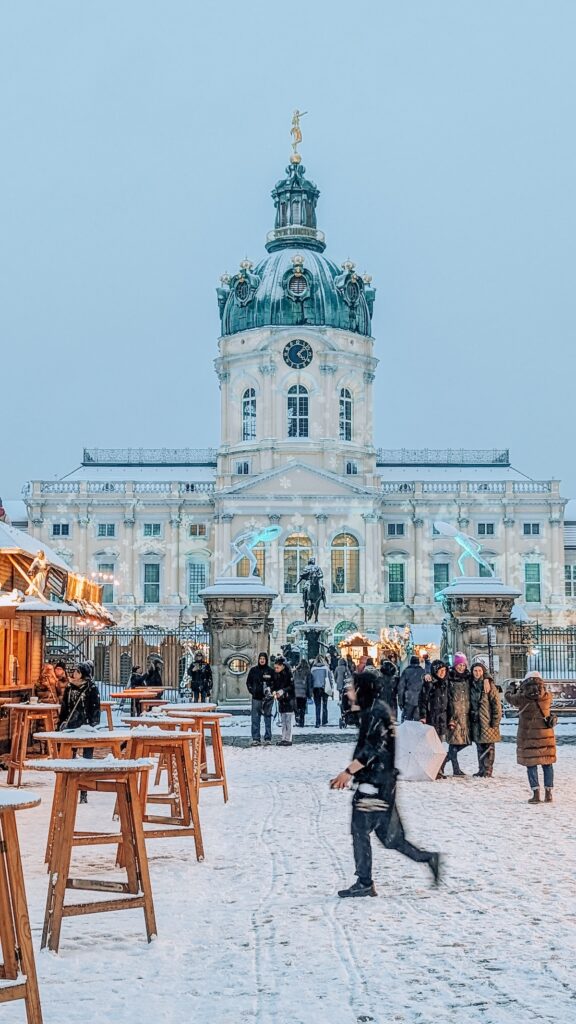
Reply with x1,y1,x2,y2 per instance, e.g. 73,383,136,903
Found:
330,671,441,898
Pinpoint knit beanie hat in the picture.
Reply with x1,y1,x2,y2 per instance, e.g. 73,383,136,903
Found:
453,652,468,668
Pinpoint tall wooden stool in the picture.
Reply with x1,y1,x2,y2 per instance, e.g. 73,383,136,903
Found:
100,701,116,729
0,790,43,1024
5,704,59,787
167,712,230,802
28,758,157,954
126,730,204,861
122,717,200,788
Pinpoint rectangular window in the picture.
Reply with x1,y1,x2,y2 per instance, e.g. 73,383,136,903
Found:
236,462,250,475
387,523,405,537
52,523,70,537
97,523,116,538
477,523,495,536
143,523,162,538
565,565,576,598
189,524,207,538
345,461,358,475
433,563,450,595
388,563,405,604
237,545,265,582
479,562,496,578
524,563,541,603
188,562,206,603
98,562,114,604
143,563,160,604
523,523,540,536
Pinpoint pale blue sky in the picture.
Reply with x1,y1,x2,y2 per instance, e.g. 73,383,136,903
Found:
1,1,575,496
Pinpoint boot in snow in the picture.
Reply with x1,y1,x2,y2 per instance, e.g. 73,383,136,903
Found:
338,880,377,899
428,852,442,886
545,788,554,803
528,789,541,804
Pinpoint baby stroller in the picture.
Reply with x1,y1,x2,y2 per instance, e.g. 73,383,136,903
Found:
339,682,358,729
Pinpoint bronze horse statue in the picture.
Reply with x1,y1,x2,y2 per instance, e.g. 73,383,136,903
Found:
303,572,326,624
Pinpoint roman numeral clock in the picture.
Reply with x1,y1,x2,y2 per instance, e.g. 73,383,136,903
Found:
283,340,313,369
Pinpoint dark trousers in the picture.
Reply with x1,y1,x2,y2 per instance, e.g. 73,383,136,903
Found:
313,689,328,726
294,696,307,726
476,742,496,777
351,792,433,886
192,690,209,703
251,699,272,741
402,703,420,722
443,743,468,772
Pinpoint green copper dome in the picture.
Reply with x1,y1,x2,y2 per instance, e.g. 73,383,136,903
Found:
217,160,376,337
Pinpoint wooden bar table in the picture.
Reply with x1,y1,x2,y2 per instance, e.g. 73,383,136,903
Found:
109,688,165,716
164,711,231,803
0,789,43,1024
27,757,157,954
4,703,60,787
160,702,218,713
100,700,115,729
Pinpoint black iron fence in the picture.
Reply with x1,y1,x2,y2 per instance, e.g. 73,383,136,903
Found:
509,625,576,682
45,623,210,691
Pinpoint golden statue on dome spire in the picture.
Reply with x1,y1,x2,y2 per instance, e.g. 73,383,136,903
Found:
290,109,307,163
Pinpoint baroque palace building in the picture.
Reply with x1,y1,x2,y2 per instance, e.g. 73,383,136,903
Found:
22,147,575,641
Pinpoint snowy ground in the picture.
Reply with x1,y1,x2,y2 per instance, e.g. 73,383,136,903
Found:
4,742,576,1024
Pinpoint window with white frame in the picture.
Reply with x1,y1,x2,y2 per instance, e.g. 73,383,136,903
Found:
236,461,250,475
565,565,576,598
242,388,256,441
479,561,496,578
331,534,360,594
388,561,405,603
477,523,495,536
97,523,116,538
387,523,405,537
97,562,115,604
287,385,309,438
523,523,540,536
52,523,70,537
284,533,312,593
188,561,207,603
339,388,352,441
433,562,450,596
333,620,358,644
189,524,207,538
143,523,162,538
524,563,541,603
345,461,358,475
143,562,160,603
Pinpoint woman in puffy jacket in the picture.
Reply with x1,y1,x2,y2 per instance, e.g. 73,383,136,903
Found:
505,671,557,803
469,661,502,779
419,660,450,779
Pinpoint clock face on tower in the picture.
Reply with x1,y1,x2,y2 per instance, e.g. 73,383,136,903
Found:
283,340,313,369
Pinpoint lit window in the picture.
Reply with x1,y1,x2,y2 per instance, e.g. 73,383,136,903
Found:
331,534,360,594
387,523,405,537
388,563,405,603
523,523,540,536
143,523,162,538
284,534,312,593
339,388,352,441
189,524,207,538
52,523,70,537
237,542,265,581
524,563,541,603
98,562,115,604
477,523,495,536
242,388,256,441
188,561,207,603
143,563,160,604
287,385,309,438
97,523,116,538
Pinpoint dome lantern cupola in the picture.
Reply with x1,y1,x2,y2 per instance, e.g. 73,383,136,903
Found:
265,160,326,254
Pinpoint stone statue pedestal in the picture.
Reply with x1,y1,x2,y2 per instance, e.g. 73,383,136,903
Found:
200,577,278,704
297,624,330,662
441,576,521,682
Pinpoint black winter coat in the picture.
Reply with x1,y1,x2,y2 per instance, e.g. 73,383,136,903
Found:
187,663,213,694
378,671,399,713
353,699,397,799
398,664,426,709
419,676,450,740
58,681,101,731
271,666,295,713
246,663,274,701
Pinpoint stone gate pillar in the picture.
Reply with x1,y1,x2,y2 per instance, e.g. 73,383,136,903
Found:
441,577,521,684
200,577,277,703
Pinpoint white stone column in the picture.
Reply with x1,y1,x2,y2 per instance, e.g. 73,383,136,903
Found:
167,513,182,605
267,514,282,592
412,518,427,606
548,515,564,607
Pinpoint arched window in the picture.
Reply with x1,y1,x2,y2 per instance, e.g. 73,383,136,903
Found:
286,619,305,641
339,388,352,441
287,385,308,438
333,620,358,645
237,542,265,582
284,533,312,593
242,388,256,441
331,533,360,594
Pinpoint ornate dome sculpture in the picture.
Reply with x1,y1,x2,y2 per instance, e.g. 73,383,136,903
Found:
217,159,376,337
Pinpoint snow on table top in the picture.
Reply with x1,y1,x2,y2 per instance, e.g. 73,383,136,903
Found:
33,729,133,741
3,702,59,710
0,789,41,811
25,757,154,772
129,726,200,738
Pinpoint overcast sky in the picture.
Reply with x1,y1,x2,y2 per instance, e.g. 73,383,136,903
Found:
1,1,575,498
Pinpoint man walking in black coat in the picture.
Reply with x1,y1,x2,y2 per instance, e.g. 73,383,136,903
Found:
331,672,440,897
246,652,274,745
398,655,426,722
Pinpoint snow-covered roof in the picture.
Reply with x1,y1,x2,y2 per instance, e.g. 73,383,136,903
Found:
0,521,70,570
440,576,521,598
60,465,217,482
377,466,533,483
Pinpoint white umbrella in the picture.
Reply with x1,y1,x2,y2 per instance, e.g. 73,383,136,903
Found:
395,720,446,782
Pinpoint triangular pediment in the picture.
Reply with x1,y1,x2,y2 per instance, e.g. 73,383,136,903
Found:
220,462,374,498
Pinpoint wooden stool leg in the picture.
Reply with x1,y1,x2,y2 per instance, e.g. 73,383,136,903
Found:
126,773,157,942
0,817,19,978
42,775,78,952
45,773,64,867
6,714,23,787
3,810,44,1023
182,743,205,861
213,725,229,803
115,780,139,892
